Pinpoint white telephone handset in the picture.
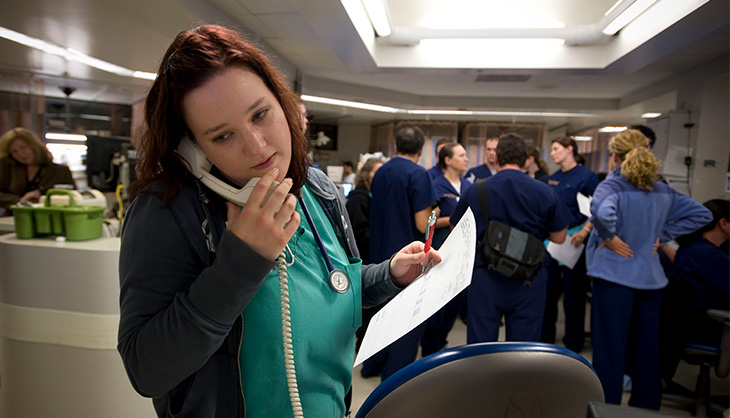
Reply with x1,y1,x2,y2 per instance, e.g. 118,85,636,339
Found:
176,136,278,206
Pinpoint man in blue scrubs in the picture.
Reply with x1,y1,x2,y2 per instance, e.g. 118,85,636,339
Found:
366,126,438,381
451,133,571,343
464,136,498,183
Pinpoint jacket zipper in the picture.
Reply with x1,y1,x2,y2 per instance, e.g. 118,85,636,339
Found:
237,315,245,417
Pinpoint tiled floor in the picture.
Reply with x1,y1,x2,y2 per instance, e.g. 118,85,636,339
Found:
351,303,729,417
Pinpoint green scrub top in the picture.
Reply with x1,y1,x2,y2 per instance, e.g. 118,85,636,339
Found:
240,185,363,417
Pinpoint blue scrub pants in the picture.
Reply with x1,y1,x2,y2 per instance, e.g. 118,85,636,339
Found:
466,266,547,344
591,278,663,410
541,252,589,351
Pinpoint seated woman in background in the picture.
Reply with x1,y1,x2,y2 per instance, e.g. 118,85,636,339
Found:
0,127,76,216
660,199,729,386
674,198,729,346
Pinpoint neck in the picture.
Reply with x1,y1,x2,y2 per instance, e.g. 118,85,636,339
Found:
397,153,420,164
561,159,577,172
704,228,728,247
499,164,521,172
444,168,461,182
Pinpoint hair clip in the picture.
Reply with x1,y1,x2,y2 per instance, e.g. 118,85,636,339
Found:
162,51,176,75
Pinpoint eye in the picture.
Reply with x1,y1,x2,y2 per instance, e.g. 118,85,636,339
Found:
212,132,232,143
252,107,269,122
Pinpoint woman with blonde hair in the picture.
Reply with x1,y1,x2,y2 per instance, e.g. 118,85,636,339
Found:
586,128,711,410
0,127,75,215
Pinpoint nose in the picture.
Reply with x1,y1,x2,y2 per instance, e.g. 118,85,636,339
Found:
241,129,267,154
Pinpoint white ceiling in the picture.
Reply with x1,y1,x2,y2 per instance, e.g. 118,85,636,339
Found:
0,0,727,132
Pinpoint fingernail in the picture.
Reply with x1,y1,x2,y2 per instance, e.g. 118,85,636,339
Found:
270,167,279,176
284,178,293,185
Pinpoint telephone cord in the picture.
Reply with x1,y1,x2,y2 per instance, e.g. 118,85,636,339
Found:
277,251,304,417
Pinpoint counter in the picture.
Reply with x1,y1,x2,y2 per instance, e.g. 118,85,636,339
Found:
0,234,155,417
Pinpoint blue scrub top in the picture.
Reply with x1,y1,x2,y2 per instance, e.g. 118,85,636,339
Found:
370,156,438,263
464,164,493,183
451,169,571,269
431,175,469,249
674,237,729,313
427,165,444,180
546,164,599,227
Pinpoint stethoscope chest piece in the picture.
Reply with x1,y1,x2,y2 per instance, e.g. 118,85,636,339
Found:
329,269,350,293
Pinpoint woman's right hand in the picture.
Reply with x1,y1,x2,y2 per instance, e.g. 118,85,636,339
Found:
19,189,41,203
225,168,301,260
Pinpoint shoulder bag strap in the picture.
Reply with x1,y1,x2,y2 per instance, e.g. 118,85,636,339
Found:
477,179,489,225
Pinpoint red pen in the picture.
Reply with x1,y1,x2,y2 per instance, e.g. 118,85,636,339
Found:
422,210,437,274
424,210,437,252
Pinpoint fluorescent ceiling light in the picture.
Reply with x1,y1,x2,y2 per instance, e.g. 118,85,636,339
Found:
0,26,156,80
45,133,88,141
302,94,596,118
301,95,399,113
406,109,595,118
598,126,628,133
603,0,660,35
573,136,593,141
604,0,624,16
362,0,391,37
641,112,662,118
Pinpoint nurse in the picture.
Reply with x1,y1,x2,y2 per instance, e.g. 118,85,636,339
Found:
451,133,570,343
421,142,469,356
116,25,440,418
586,129,711,409
542,136,599,353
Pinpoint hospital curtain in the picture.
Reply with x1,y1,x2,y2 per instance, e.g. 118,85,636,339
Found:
0,76,46,136
462,122,546,169
370,121,458,169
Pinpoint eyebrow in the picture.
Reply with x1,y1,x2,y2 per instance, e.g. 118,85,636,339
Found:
201,97,266,136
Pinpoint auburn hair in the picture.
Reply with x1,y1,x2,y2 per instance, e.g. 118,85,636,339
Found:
130,25,309,203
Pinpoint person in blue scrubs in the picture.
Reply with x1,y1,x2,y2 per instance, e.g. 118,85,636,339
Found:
660,199,729,385
541,136,599,353
586,129,712,409
451,133,571,344
464,136,498,183
427,137,453,180
366,125,439,381
421,142,470,356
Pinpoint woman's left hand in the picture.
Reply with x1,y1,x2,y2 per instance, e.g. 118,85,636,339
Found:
599,235,634,258
389,241,442,287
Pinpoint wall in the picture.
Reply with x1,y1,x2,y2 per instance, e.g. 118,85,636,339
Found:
313,121,372,171
691,72,730,203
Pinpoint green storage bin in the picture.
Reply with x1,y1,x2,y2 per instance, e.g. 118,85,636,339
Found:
11,189,105,241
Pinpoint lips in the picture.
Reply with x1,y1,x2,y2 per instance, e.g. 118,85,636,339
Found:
253,153,275,171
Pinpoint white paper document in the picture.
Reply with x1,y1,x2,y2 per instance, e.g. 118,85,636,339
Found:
576,193,592,218
547,239,584,270
354,208,477,367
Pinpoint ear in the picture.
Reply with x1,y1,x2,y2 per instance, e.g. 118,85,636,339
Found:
718,217,730,233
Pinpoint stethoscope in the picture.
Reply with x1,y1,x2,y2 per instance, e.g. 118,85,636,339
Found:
296,197,351,294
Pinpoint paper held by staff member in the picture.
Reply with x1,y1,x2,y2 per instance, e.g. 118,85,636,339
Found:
354,208,476,367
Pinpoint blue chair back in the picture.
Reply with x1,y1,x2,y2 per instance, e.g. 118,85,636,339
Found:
356,342,605,418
